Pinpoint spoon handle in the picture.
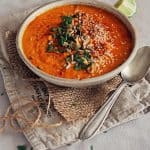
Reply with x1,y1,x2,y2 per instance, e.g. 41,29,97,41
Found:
79,82,126,140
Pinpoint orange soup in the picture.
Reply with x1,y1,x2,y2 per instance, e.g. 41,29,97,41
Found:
23,5,133,79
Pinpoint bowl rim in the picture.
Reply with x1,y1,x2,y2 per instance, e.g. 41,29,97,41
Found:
16,0,137,87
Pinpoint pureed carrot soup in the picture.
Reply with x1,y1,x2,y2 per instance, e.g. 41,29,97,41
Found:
23,5,133,79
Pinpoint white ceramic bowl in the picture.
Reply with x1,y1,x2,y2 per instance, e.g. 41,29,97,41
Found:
16,0,137,87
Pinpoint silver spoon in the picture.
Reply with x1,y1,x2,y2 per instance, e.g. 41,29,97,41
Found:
79,46,150,140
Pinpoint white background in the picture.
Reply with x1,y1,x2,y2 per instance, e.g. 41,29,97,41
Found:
0,0,150,150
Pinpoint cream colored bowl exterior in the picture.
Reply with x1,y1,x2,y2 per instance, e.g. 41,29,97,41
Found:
16,0,137,87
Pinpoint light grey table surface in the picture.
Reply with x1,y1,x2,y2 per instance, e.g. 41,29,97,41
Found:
0,0,150,150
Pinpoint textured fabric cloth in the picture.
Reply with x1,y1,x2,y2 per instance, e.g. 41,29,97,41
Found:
0,7,150,150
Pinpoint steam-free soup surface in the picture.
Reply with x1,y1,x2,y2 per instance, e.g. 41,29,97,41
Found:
23,5,133,79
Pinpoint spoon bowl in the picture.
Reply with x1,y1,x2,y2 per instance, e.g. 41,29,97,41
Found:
121,46,150,83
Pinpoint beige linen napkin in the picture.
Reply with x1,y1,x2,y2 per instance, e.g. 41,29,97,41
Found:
0,9,150,150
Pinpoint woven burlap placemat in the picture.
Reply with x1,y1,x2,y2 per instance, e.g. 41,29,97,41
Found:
49,76,122,121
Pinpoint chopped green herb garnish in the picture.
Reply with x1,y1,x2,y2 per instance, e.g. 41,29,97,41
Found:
1,92,4,96
57,27,63,34
62,16,73,27
17,145,27,150
65,55,72,63
47,44,54,52
90,145,94,150
74,63,91,70
49,15,74,47
47,13,93,71
83,50,91,60
74,63,82,70
52,34,56,38
59,36,66,46
74,52,84,64
73,51,92,70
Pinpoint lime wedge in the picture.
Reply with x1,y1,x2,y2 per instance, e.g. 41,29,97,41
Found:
115,0,136,17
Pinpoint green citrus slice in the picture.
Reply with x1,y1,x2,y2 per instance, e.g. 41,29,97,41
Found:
115,0,136,17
